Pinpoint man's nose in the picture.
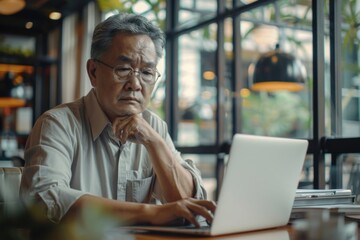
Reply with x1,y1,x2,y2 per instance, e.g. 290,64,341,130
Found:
125,72,142,90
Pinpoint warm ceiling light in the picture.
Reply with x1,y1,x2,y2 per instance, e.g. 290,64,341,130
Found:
240,88,251,98
249,45,306,92
203,71,216,80
49,11,62,20
0,0,25,15
25,21,33,29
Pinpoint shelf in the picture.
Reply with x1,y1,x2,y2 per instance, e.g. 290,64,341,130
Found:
0,97,26,108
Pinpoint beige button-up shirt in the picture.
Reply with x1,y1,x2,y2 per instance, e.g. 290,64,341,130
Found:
20,89,206,222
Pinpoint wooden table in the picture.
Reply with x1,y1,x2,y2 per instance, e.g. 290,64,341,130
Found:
8,214,360,240
103,220,360,240
131,226,293,240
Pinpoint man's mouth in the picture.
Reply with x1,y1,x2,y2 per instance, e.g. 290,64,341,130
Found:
119,97,139,103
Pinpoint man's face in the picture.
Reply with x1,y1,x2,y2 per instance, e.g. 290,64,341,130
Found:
87,33,158,121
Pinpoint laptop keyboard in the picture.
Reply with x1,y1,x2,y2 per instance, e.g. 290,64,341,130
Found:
177,225,210,230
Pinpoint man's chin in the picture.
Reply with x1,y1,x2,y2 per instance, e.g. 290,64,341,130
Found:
117,108,143,116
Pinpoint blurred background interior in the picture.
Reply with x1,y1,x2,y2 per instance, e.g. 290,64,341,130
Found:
0,0,360,201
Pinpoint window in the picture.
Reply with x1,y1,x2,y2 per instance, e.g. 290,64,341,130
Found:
177,25,218,146
166,0,349,192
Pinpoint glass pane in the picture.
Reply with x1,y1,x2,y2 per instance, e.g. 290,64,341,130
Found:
341,153,360,201
224,18,234,142
177,24,218,146
238,0,312,138
323,3,331,137
340,1,360,137
225,0,232,10
178,0,217,29
234,0,259,7
299,155,313,189
301,154,332,189
148,55,166,119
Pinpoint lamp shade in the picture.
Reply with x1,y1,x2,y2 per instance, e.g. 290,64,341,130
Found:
0,0,25,15
249,48,306,92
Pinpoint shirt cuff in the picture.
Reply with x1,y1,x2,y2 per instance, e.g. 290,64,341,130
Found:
37,187,86,223
184,159,207,200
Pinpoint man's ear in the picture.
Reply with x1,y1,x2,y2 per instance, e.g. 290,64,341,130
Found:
87,59,97,87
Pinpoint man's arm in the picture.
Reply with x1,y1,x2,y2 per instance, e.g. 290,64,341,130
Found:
65,194,215,227
113,114,201,202
144,136,195,201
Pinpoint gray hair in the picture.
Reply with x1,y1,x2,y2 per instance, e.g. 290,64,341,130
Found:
90,13,165,60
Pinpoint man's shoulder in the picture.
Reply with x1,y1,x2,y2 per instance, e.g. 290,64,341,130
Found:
41,97,85,122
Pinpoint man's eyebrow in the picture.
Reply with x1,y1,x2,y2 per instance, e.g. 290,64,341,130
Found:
117,55,132,63
116,55,156,68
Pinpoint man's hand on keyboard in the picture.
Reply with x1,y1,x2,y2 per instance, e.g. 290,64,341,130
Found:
143,198,216,228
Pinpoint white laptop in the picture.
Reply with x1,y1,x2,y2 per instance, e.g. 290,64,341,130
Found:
124,134,308,236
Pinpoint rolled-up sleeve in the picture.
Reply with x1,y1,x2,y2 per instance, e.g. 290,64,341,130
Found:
183,159,207,200
20,113,84,223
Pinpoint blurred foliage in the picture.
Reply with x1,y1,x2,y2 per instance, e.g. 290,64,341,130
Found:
0,35,34,58
341,0,360,77
0,199,131,240
342,0,360,52
241,91,310,137
97,0,166,30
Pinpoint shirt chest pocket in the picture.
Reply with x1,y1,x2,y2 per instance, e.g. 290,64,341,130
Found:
125,168,154,203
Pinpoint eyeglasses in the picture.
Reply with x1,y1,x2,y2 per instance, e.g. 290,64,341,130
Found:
94,58,161,84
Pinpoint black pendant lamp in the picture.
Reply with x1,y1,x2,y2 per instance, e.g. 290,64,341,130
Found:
249,44,306,92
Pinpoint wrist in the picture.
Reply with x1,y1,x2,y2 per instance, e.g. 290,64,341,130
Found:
141,204,157,225
143,134,164,150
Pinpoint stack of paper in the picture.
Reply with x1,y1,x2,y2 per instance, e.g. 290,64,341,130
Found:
293,204,360,214
294,189,355,207
291,189,360,220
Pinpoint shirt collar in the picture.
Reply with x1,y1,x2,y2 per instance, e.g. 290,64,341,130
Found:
85,89,110,141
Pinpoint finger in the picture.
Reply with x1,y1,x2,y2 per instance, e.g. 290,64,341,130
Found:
192,199,217,213
185,201,215,224
119,129,126,144
186,199,217,216
121,127,133,144
114,119,134,143
112,116,133,134
180,208,200,228
113,124,126,141
169,200,200,228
